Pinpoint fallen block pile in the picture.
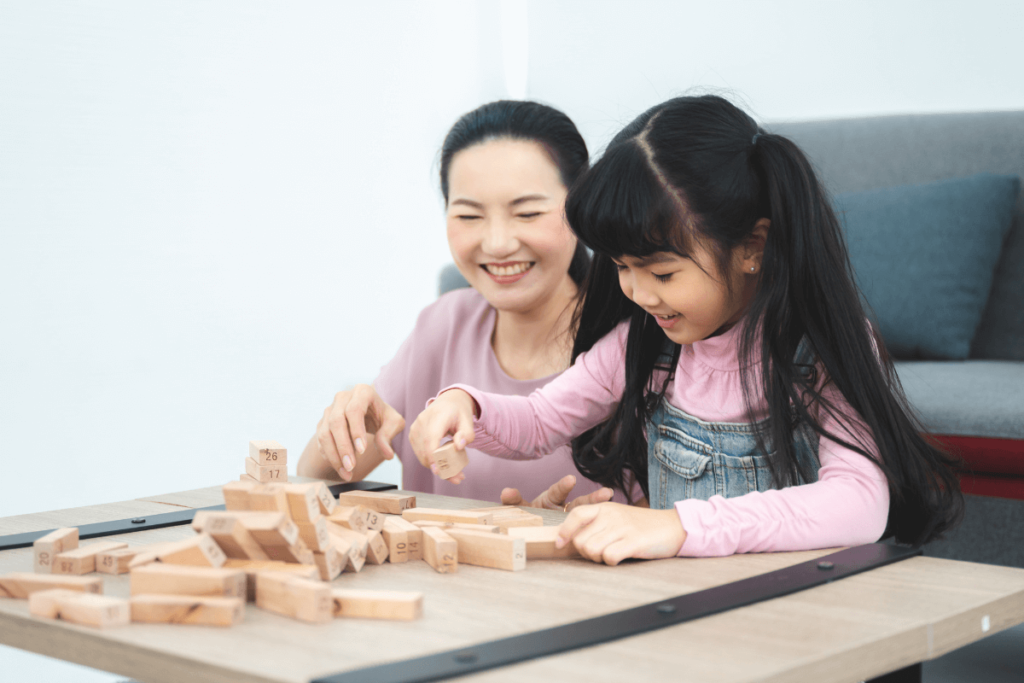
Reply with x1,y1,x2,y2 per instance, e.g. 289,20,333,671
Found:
2,456,580,630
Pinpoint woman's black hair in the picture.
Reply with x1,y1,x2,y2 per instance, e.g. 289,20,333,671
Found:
566,95,963,546
440,100,591,285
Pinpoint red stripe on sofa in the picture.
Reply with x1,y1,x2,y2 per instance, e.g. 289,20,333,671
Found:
957,473,1024,501
931,435,1024,476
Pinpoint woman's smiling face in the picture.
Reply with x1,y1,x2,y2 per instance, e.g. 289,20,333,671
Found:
445,138,578,314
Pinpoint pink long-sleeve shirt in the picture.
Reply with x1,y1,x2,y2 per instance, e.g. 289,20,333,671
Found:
449,320,890,557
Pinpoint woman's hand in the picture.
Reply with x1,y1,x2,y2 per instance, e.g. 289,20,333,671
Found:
408,389,479,478
555,502,687,566
501,475,614,512
315,384,405,481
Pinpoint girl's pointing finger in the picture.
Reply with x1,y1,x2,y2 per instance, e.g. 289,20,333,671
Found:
555,503,601,549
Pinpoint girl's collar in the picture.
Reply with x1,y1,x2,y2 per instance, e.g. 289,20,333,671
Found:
685,319,753,372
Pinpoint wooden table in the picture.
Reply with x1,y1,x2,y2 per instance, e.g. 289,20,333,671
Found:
1,480,1023,683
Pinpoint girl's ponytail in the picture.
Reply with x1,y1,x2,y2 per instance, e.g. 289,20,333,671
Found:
748,132,964,545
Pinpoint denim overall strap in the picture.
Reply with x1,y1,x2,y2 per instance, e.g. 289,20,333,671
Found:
646,336,821,510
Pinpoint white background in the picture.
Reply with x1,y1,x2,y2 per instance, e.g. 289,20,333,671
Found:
1,1,1022,679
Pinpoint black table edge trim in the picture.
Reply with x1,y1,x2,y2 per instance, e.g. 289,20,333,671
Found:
311,542,921,683
0,480,396,551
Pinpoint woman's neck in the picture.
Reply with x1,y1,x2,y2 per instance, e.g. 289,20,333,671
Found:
491,276,578,381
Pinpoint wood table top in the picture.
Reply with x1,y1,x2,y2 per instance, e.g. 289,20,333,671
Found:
1,479,1022,683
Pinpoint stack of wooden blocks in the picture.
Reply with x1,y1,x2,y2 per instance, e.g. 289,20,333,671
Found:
243,439,288,484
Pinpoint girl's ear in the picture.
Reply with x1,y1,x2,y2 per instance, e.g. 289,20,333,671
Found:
740,218,771,273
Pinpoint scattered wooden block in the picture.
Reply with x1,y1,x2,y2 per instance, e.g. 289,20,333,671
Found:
0,573,102,598
313,545,345,581
327,506,369,534
263,536,315,565
312,482,337,515
244,457,286,483
402,508,495,525
53,541,128,575
506,526,581,559
130,564,246,599
331,589,423,621
381,518,408,564
420,527,457,574
326,527,367,572
249,439,287,465
130,594,245,627
283,484,322,522
97,547,148,575
384,516,423,561
248,483,290,514
222,481,256,511
30,590,130,628
335,491,415,515
364,530,389,565
127,542,179,569
295,518,330,553
413,520,501,534
193,513,270,561
256,571,331,624
432,443,469,480
219,511,299,548
153,534,227,568
33,527,79,574
443,528,526,571
491,512,545,531
240,473,259,483
222,560,319,602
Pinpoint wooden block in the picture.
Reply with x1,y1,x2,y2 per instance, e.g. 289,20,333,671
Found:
331,589,423,621
335,491,415,515
444,528,526,571
324,534,361,574
383,516,423,561
0,573,102,598
33,527,79,574
283,483,322,522
248,483,290,514
222,560,319,602
245,457,286,483
222,481,255,511
97,547,148,575
327,527,367,572
313,546,344,581
414,520,501,534
491,512,544,531
432,442,469,479
295,518,330,552
327,506,369,534
208,511,298,547
249,439,288,465
131,594,244,627
381,518,409,564
420,527,457,574
312,482,337,515
263,536,315,565
507,526,582,559
126,542,179,569
255,571,331,624
130,564,246,599
153,534,226,568
53,541,128,575
30,590,130,628
361,506,386,532
193,513,270,560
365,530,389,565
240,473,259,483
402,508,495,525
27,588,81,618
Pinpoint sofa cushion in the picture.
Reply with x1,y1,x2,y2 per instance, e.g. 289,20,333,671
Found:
837,174,1019,360
894,360,1024,440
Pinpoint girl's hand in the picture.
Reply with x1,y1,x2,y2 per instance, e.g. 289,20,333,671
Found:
316,384,405,482
555,502,687,566
408,389,478,479
501,475,614,512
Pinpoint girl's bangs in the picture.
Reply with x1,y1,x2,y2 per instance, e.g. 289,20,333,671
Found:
566,140,696,259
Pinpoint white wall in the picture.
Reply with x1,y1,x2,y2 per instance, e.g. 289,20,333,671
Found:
1,1,1022,679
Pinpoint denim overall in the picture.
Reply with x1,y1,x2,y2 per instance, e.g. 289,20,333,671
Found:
646,340,822,509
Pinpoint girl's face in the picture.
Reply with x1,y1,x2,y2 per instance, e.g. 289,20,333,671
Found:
446,139,578,314
613,233,763,345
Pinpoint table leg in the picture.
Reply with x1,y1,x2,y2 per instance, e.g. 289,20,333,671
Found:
868,662,922,683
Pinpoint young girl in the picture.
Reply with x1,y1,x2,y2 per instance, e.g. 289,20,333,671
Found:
409,95,963,563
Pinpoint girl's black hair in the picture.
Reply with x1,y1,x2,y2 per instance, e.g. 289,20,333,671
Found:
439,100,591,285
566,95,963,546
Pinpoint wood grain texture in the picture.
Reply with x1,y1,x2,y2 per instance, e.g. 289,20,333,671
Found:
0,482,1022,683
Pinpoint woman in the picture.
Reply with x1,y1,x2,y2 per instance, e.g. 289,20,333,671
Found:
297,100,615,509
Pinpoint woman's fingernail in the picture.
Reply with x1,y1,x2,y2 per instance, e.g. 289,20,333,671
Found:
354,438,365,454
456,436,466,449
343,456,354,471
431,463,438,474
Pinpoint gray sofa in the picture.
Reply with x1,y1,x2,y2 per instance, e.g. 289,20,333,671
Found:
439,110,1024,566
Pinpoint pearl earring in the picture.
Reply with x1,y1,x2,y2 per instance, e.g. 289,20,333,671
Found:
750,267,755,272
